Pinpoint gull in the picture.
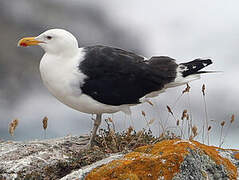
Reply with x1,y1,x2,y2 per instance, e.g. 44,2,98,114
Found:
18,29,213,147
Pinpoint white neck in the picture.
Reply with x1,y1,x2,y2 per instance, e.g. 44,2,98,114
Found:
39,48,86,98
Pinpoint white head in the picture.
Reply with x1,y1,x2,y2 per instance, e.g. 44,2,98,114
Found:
18,29,79,56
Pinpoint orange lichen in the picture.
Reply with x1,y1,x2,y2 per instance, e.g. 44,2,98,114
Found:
235,153,239,160
191,141,237,179
85,139,238,180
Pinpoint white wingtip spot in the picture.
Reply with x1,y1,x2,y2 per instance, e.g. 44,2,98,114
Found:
178,64,188,71
164,65,201,88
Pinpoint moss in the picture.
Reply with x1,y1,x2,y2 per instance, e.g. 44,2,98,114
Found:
44,161,74,178
23,172,42,180
16,171,42,180
86,139,238,180
43,147,108,179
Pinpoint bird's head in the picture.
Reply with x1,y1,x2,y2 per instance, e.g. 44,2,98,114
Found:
18,29,79,56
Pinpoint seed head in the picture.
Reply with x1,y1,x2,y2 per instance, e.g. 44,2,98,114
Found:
141,111,146,117
13,119,19,128
186,114,189,120
9,119,19,136
145,99,154,106
166,105,173,115
221,121,225,127
42,116,48,130
202,84,206,96
181,109,187,120
192,125,198,137
108,117,113,123
182,83,191,94
230,114,235,123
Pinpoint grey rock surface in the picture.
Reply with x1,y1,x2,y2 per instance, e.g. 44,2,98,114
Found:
61,153,123,180
173,149,229,180
0,135,101,179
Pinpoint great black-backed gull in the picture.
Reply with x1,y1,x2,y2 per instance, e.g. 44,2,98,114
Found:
18,29,213,147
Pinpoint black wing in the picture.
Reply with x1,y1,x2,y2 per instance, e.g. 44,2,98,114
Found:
79,46,177,106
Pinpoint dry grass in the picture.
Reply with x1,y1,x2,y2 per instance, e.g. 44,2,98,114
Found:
42,116,48,130
5,84,236,149
202,84,210,145
94,118,178,153
42,116,48,139
219,114,236,147
146,83,236,147
9,119,19,136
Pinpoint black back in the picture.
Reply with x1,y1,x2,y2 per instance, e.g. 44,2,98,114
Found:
79,46,177,106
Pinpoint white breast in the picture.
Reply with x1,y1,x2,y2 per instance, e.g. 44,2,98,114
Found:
40,48,85,97
39,48,131,115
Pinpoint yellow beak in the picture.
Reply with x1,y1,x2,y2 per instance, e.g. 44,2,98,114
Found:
17,37,44,47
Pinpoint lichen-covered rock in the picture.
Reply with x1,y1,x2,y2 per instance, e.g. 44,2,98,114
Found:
0,129,160,179
86,139,239,180
1,137,239,180
61,153,123,180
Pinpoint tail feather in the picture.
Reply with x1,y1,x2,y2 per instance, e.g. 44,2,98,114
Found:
179,59,212,77
164,58,214,89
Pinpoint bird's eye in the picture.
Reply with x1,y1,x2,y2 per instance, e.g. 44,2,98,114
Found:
46,36,52,40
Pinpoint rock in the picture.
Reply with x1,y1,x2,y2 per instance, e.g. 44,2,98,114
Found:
61,154,123,180
86,139,239,180
0,135,109,180
1,137,239,179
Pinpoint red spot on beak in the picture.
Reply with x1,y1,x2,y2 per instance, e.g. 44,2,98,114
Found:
20,42,28,47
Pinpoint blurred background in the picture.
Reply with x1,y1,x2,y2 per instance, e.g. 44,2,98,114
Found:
0,0,238,148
